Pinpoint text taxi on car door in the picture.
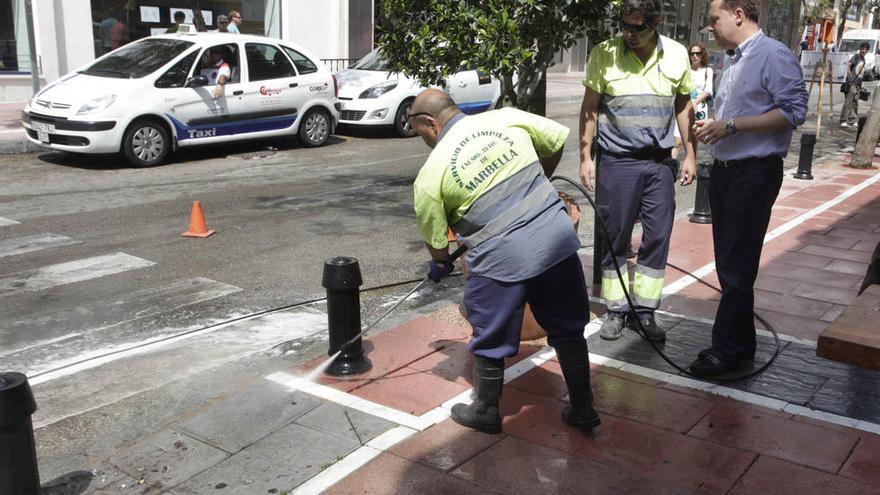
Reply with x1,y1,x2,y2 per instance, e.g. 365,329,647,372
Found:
21,31,340,167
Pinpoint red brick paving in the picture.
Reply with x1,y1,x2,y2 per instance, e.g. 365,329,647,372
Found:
728,456,879,495
687,401,860,473
321,162,880,494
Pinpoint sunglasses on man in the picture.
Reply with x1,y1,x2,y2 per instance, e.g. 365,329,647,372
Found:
619,19,651,33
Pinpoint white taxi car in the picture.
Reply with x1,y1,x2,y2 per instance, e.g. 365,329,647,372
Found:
335,49,503,137
22,32,339,167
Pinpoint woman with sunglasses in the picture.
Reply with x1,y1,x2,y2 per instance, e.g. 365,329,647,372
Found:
673,43,713,159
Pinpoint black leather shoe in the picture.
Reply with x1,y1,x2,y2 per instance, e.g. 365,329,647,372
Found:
689,352,738,377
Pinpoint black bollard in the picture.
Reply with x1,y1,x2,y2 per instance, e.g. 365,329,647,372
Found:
794,132,816,180
321,257,371,376
689,161,713,224
0,372,40,495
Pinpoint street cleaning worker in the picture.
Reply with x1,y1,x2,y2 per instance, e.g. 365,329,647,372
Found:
409,88,600,435
579,0,696,341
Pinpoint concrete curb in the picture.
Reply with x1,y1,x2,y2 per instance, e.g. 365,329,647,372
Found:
0,138,42,155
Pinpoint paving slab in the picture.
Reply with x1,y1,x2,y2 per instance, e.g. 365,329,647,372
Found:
175,380,322,453
728,455,878,495
326,452,499,495
295,402,395,445
388,419,503,472
452,436,697,494
110,429,228,492
172,422,360,494
687,401,860,473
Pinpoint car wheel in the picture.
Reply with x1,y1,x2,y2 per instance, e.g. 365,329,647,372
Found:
122,119,170,168
299,107,331,147
394,99,416,138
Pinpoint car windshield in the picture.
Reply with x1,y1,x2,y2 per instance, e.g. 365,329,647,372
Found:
79,39,195,79
352,49,388,71
839,39,875,53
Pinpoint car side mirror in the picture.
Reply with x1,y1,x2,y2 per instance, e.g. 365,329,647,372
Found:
186,75,209,87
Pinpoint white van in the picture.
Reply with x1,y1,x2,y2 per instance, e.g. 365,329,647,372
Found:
838,29,880,80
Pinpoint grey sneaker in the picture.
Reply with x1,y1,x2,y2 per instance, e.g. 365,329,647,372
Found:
599,313,626,340
628,313,666,342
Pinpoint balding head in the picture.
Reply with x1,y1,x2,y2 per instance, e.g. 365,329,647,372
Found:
409,89,461,148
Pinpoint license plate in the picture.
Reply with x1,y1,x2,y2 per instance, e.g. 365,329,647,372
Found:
32,121,56,133
37,130,49,142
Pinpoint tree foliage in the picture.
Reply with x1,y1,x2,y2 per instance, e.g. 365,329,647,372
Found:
375,0,612,115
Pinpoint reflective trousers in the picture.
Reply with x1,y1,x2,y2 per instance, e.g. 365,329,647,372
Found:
596,152,675,314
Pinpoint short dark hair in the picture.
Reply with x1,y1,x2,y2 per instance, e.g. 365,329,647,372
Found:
719,0,759,23
174,11,185,20
861,41,871,49
620,0,663,26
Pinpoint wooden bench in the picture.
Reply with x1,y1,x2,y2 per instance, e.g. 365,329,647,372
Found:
817,284,880,370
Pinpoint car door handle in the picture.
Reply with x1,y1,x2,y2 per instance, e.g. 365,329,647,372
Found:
233,90,243,96
458,82,467,87
289,83,298,88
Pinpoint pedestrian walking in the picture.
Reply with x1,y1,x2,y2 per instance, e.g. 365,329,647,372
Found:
409,88,600,434
227,10,242,34
840,42,869,128
579,0,696,342
690,0,808,377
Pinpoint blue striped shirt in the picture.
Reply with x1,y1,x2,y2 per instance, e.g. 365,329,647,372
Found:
711,31,808,160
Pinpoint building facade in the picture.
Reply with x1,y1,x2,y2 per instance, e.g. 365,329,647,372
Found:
0,0,807,103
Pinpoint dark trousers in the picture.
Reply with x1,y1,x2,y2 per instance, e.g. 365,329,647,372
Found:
465,254,590,359
709,157,783,361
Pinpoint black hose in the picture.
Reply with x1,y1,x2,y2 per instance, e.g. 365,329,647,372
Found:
550,175,781,382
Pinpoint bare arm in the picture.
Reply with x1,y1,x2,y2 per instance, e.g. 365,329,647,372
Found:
578,86,601,191
674,94,696,185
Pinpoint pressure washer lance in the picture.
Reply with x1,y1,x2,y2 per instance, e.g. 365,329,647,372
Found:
305,245,468,381
549,175,782,383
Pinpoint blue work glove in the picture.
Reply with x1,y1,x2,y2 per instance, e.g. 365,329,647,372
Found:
428,259,454,283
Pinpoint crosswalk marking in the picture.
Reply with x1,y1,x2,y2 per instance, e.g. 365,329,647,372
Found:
0,233,81,259
0,217,20,227
0,252,155,296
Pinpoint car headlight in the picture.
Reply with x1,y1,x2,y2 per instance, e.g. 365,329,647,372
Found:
359,80,398,99
76,95,117,115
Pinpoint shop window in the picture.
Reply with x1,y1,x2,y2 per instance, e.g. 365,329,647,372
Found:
90,1,271,58
245,42,295,81
281,46,317,74
0,0,32,73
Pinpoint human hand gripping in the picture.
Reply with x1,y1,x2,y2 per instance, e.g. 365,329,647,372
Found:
680,155,696,186
427,259,454,283
579,157,596,192
693,119,729,145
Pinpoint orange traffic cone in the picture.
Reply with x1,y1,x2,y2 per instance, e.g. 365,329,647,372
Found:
182,200,215,238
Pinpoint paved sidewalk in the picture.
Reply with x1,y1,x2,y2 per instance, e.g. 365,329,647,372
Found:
57,152,880,494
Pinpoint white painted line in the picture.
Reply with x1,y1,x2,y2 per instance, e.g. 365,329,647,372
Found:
291,440,383,495
0,233,81,258
0,216,20,227
663,171,880,296
365,425,418,450
265,372,431,431
0,332,81,358
0,253,155,296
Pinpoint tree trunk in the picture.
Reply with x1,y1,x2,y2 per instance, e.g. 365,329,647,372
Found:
523,70,547,116
850,87,880,168
501,73,517,108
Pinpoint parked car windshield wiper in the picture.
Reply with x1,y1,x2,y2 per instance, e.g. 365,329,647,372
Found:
78,68,130,78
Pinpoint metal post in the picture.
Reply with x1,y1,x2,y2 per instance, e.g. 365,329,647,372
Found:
321,257,371,376
0,372,40,495
689,161,713,224
794,132,816,180
24,0,40,95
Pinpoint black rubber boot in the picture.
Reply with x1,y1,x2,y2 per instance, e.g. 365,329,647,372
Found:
555,339,601,430
451,356,504,434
